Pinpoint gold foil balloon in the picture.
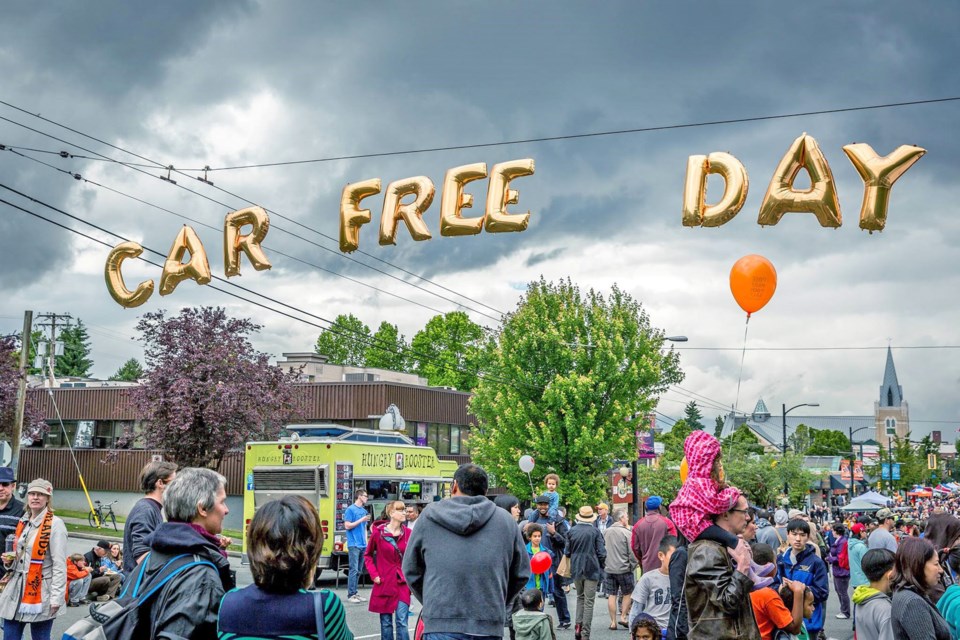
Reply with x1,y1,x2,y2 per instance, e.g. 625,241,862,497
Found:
159,225,212,296
842,143,926,233
485,158,535,233
681,152,749,227
379,176,435,246
224,206,272,277
440,162,488,236
757,133,842,228
340,178,381,252
104,241,154,308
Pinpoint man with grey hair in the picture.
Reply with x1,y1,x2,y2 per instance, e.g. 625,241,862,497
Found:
139,467,235,638
603,508,637,630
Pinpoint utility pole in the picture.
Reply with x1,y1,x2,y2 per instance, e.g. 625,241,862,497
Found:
34,312,72,387
11,311,32,476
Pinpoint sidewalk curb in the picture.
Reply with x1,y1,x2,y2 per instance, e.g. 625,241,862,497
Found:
66,529,242,558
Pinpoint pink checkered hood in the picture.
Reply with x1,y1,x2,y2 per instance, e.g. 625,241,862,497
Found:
669,430,741,541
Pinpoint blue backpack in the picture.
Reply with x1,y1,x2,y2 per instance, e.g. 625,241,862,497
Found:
62,552,217,640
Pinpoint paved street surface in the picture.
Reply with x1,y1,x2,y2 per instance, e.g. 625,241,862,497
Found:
50,536,853,639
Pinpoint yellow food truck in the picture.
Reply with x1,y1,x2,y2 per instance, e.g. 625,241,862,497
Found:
242,423,458,576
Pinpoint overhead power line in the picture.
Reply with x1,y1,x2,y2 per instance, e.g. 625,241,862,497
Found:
7,96,952,172
0,186,530,393
0,101,507,319
676,345,960,352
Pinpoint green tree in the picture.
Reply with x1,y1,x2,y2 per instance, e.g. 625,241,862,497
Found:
410,311,485,390
788,424,815,456
723,452,814,508
12,330,44,375
468,278,684,507
109,358,144,382
658,419,692,462
723,424,765,456
806,429,851,456
714,415,724,439
683,401,704,431
55,319,93,377
364,322,409,372
634,461,683,505
314,314,371,366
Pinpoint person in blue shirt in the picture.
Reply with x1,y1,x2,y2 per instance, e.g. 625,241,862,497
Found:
774,519,830,639
344,489,371,603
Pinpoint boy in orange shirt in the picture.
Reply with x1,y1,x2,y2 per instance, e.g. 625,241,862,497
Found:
66,553,92,606
749,543,805,640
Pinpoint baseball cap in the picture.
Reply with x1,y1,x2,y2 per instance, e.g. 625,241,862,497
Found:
851,523,865,535
0,468,14,484
535,494,551,504
96,540,112,551
645,496,662,510
876,508,894,520
788,508,805,520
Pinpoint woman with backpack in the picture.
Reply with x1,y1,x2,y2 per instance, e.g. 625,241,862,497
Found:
0,479,67,640
826,523,851,620
365,499,412,640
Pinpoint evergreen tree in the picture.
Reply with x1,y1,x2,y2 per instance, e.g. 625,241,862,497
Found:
55,319,93,377
714,414,724,439
365,322,409,372
683,401,705,431
109,358,144,382
314,314,371,366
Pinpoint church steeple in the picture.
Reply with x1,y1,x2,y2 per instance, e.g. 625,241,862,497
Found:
879,346,903,407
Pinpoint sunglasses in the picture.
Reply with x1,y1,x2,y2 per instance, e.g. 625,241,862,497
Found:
0,483,12,488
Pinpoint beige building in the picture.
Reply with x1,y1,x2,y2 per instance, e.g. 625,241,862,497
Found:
276,352,429,386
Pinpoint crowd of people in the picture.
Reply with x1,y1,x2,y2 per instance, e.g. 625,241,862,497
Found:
4,434,960,640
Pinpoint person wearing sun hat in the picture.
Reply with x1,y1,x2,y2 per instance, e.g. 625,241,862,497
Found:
0,478,68,638
567,506,607,640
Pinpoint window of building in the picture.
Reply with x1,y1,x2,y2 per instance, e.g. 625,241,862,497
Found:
460,427,471,455
450,425,460,454
429,423,441,452
439,425,451,455
885,417,897,436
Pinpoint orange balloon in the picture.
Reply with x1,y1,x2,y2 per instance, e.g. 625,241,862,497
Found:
680,458,689,483
729,255,777,316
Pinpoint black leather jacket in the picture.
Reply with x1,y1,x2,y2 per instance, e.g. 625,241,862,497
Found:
683,539,760,640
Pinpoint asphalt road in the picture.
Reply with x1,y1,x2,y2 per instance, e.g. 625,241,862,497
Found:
48,536,853,640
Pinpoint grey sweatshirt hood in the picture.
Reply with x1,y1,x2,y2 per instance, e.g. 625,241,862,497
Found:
424,494,497,535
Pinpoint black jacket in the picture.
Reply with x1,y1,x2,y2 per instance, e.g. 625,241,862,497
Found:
684,539,759,640
566,522,606,582
141,522,234,640
666,545,688,640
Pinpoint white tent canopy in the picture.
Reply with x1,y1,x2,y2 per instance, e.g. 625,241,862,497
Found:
841,498,884,512
856,491,892,506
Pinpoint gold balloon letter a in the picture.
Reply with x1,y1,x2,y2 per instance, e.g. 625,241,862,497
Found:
485,158,535,233
159,225,212,296
340,178,381,252
842,143,926,233
379,177,435,246
681,152,749,227
440,163,488,236
224,206,272,277
758,133,842,228
104,241,154,308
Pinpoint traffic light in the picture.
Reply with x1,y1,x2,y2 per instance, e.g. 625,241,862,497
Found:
928,453,938,470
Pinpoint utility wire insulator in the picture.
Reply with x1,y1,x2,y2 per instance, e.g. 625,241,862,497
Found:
160,165,177,185
59,151,70,158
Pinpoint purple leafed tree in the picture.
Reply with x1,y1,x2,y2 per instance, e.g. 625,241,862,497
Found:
0,335,45,441
127,307,303,469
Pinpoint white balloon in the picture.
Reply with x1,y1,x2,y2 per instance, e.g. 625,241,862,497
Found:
519,455,535,474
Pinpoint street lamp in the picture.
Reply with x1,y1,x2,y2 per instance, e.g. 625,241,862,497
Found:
782,402,819,496
847,426,873,501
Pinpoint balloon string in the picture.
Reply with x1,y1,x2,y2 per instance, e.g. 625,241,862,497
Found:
734,314,750,414
527,472,536,500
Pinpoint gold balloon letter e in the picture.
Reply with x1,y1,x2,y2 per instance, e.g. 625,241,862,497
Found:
440,163,488,236
104,241,154,308
681,152,749,227
485,158,534,233
379,176,435,246
159,225,212,296
842,143,926,233
757,133,842,228
224,206,272,277
340,178,381,252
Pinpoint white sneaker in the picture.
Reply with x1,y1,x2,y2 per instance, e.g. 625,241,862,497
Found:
348,595,363,603
835,613,849,619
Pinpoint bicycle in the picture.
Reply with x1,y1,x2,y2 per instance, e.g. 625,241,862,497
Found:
88,500,118,530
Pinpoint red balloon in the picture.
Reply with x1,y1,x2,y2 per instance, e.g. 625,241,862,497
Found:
530,551,552,574
729,254,777,317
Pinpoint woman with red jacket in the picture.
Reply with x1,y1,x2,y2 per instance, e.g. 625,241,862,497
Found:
364,500,411,640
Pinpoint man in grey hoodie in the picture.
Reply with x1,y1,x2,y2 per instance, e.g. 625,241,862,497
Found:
404,464,529,640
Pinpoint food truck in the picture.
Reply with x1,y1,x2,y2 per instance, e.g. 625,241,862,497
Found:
242,423,458,575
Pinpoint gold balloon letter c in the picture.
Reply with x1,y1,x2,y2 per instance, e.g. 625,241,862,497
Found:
104,241,154,308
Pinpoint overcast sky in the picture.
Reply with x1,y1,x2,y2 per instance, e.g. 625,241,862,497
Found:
0,2,957,438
